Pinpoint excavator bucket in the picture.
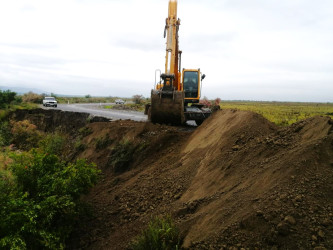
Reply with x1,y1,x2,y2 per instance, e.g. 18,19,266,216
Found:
149,90,185,125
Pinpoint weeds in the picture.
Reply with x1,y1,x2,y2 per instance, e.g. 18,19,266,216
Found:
95,134,113,150
75,140,86,152
131,215,182,250
78,126,93,137
109,140,136,172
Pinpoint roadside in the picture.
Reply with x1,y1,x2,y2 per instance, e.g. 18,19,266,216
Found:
41,103,147,122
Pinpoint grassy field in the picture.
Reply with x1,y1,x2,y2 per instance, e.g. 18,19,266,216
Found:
220,101,333,126
101,100,333,126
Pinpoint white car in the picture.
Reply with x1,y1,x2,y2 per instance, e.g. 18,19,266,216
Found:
115,99,125,104
43,97,57,107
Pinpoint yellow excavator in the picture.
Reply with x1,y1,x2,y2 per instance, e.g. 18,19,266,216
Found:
146,0,211,126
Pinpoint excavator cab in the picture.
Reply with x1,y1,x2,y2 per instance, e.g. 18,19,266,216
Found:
183,71,199,99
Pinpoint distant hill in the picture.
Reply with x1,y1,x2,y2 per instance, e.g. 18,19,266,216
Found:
0,86,49,95
0,86,116,98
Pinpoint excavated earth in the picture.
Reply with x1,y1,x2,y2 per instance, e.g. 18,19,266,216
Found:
12,108,333,249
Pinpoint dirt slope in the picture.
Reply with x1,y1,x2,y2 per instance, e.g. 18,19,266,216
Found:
69,109,333,250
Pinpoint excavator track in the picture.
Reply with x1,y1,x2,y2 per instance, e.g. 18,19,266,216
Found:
150,90,185,125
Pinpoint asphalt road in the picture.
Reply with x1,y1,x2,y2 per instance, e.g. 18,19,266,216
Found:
42,103,148,122
42,103,197,126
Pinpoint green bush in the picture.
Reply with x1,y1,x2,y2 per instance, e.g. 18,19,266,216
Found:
38,132,66,156
0,90,16,108
0,151,99,249
131,216,182,250
11,120,42,150
0,121,11,147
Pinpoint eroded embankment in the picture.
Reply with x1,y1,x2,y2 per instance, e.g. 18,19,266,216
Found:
9,108,332,249
64,109,333,250
10,108,109,133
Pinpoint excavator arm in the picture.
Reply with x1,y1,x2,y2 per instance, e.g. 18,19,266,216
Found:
163,0,181,91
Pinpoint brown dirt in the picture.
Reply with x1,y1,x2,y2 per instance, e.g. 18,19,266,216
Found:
66,109,333,249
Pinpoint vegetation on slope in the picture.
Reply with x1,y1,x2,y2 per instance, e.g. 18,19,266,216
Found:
131,216,182,250
0,95,100,249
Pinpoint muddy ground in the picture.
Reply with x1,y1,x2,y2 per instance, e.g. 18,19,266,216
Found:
13,109,333,249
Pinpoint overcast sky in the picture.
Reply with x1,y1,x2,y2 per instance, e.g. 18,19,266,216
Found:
0,0,332,102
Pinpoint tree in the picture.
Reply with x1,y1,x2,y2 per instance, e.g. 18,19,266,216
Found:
0,90,16,108
199,96,211,107
214,97,221,106
132,94,144,104
22,92,43,104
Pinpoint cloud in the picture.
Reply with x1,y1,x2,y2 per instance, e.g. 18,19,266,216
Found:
0,43,58,50
0,0,332,102
112,36,162,52
0,52,66,70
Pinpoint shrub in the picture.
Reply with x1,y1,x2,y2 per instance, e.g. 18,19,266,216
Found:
133,94,144,105
13,95,23,105
0,121,11,147
95,135,113,150
214,98,221,106
199,96,211,107
11,120,42,150
0,90,16,108
22,92,44,104
74,140,86,152
109,140,136,172
0,151,99,249
38,132,66,156
131,216,182,250
78,126,93,137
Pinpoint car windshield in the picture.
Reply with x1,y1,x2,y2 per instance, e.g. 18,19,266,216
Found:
45,97,55,100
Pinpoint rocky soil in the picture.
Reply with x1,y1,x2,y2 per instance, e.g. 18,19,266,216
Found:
13,108,333,249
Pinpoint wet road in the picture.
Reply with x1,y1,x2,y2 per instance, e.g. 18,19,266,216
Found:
42,103,148,122
42,103,197,126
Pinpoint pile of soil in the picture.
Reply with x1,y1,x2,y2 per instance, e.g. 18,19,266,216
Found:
68,109,333,249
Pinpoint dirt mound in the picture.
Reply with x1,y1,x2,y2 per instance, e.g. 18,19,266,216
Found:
67,109,333,249
179,110,333,249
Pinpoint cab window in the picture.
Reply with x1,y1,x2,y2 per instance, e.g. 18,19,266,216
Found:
183,71,198,98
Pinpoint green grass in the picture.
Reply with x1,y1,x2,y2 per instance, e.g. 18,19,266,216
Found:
0,103,38,121
220,101,333,126
131,216,182,250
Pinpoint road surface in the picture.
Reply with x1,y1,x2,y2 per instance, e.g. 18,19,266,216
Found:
42,103,148,122
42,103,197,126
